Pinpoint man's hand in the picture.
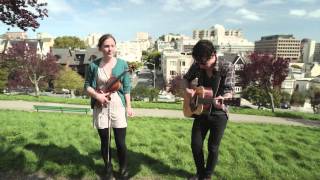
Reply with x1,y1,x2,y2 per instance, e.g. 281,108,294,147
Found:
185,88,195,97
214,95,225,110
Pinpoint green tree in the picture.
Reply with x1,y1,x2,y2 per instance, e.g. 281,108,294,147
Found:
54,66,84,97
290,89,306,106
148,88,160,102
280,91,291,103
308,86,320,113
0,68,9,92
53,36,87,50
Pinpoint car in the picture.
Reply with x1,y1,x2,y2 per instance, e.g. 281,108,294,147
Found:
280,102,291,109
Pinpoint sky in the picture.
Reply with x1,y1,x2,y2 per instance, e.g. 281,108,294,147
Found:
1,0,320,42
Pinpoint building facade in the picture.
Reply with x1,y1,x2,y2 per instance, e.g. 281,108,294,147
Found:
254,35,301,62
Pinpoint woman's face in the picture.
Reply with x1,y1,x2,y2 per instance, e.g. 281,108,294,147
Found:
99,38,116,59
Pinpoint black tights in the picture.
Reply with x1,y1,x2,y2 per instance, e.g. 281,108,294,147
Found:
191,113,228,177
97,128,127,170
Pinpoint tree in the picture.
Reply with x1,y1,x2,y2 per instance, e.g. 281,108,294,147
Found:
168,74,185,99
240,53,289,112
308,86,320,113
5,41,59,96
54,66,84,97
53,36,87,50
290,90,306,106
0,0,48,31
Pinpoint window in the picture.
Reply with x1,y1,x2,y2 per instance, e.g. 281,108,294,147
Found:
169,61,176,66
170,71,176,75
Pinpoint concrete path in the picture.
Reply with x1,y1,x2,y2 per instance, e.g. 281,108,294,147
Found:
0,100,319,128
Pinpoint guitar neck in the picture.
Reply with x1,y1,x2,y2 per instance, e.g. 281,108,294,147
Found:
197,97,240,106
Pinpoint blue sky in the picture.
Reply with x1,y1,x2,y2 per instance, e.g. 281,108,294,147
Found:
1,0,320,42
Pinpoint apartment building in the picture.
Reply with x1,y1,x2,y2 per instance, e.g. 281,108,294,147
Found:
156,40,174,52
193,24,254,54
136,32,151,51
161,49,193,85
1,32,54,56
176,37,198,53
116,41,142,62
3,32,28,40
85,33,102,48
314,43,320,62
254,35,301,62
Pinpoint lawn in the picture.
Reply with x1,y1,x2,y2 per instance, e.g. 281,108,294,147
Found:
1,94,320,121
0,110,319,179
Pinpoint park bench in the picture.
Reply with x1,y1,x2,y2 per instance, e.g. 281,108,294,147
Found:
33,105,91,114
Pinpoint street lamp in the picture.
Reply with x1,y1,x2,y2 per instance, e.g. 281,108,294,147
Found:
144,62,156,88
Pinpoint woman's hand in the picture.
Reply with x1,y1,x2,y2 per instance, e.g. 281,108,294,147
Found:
95,91,110,107
127,107,134,117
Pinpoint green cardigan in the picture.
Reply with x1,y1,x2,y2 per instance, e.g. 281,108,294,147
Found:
84,58,131,109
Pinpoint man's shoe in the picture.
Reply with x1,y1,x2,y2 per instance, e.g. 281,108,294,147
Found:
188,175,200,180
119,168,129,180
203,175,212,180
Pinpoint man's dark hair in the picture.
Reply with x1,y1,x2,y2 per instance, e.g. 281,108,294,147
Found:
97,34,116,48
192,40,216,63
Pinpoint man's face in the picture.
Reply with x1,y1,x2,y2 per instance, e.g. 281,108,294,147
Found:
198,53,216,70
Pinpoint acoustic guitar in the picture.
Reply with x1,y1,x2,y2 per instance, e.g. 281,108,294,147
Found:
183,86,241,117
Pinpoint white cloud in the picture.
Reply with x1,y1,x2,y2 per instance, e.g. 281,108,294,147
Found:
236,8,262,21
308,9,320,18
46,0,73,14
259,0,286,5
222,0,247,8
162,0,184,11
186,0,212,10
289,9,307,16
295,0,316,3
225,18,243,24
128,0,144,4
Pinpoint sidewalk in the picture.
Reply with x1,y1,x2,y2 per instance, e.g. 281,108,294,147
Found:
0,100,319,128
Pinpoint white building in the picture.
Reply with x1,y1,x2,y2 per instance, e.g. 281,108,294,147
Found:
161,49,193,85
156,40,174,52
136,32,151,51
85,33,102,48
36,32,54,55
176,37,198,53
117,41,142,62
301,39,316,64
193,24,254,54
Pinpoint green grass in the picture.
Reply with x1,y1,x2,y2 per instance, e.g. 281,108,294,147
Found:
0,110,319,179
1,94,320,121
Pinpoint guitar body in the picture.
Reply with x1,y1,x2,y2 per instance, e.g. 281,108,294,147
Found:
183,86,241,117
183,86,213,117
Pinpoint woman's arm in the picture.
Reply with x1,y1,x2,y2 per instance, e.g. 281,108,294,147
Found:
125,93,133,117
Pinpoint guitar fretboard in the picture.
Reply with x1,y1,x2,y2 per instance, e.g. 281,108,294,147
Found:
197,97,240,106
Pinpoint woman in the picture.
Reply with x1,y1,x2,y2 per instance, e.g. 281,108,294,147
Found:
84,34,133,179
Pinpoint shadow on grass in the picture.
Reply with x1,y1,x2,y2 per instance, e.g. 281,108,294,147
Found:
88,148,192,179
0,138,191,179
24,143,104,179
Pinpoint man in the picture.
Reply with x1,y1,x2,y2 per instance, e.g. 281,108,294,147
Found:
182,40,235,180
